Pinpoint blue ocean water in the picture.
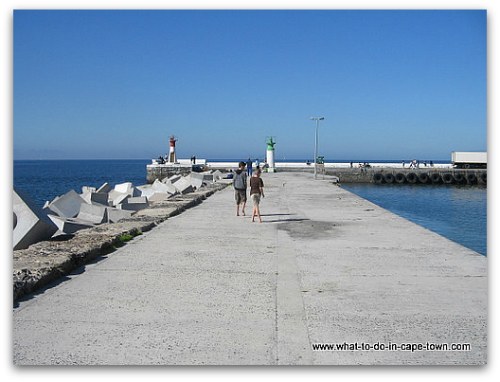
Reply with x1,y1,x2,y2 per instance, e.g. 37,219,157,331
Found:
342,183,487,256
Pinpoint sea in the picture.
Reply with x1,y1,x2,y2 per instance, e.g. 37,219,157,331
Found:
13,159,486,256
342,184,487,256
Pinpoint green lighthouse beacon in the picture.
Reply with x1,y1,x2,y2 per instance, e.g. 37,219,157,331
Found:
266,136,276,172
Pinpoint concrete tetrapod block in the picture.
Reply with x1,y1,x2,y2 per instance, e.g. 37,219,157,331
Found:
166,174,182,184
189,172,205,189
47,190,87,218
77,203,108,225
96,182,112,194
152,179,177,195
48,215,95,235
173,176,194,194
212,170,223,180
148,192,172,203
114,182,133,193
162,180,179,195
81,191,109,206
203,173,215,183
136,184,155,198
13,189,58,250
43,195,60,211
114,182,140,197
108,190,130,207
119,196,149,211
81,186,97,193
106,208,134,223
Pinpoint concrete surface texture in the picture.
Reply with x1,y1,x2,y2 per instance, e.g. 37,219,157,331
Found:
13,172,486,365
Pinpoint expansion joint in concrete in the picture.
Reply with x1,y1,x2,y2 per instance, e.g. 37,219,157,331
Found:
274,189,313,365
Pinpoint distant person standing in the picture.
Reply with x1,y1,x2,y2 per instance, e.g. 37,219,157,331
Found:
254,158,260,170
250,169,265,223
246,158,253,176
233,161,248,216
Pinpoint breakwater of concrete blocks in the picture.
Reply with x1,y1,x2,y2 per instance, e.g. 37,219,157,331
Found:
13,170,228,301
324,168,487,185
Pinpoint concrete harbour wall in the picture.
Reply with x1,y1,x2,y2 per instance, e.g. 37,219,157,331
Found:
325,168,487,185
146,165,192,183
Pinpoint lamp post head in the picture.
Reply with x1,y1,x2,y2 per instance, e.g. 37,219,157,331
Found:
310,116,325,121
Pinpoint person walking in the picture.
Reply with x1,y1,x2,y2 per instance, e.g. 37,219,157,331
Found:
233,161,248,216
250,168,265,223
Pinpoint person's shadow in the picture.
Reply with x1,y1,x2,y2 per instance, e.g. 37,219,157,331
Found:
260,213,310,223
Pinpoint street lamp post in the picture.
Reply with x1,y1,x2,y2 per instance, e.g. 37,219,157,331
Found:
310,116,325,179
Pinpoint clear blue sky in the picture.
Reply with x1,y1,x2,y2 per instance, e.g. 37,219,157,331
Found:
13,10,486,161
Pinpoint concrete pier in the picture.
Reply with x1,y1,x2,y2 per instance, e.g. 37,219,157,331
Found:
13,172,486,365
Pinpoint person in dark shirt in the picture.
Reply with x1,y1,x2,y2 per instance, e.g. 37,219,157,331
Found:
246,158,253,176
250,169,265,223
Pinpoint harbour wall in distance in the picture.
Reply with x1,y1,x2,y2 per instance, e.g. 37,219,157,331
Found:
146,164,192,183
325,167,487,185
147,162,486,186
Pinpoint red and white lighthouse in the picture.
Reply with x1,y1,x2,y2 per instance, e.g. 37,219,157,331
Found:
167,135,177,163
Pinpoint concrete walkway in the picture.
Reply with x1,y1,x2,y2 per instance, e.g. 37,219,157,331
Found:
13,172,487,365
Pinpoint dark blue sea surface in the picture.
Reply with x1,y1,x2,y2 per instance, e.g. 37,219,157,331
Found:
342,183,487,256
14,160,150,208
